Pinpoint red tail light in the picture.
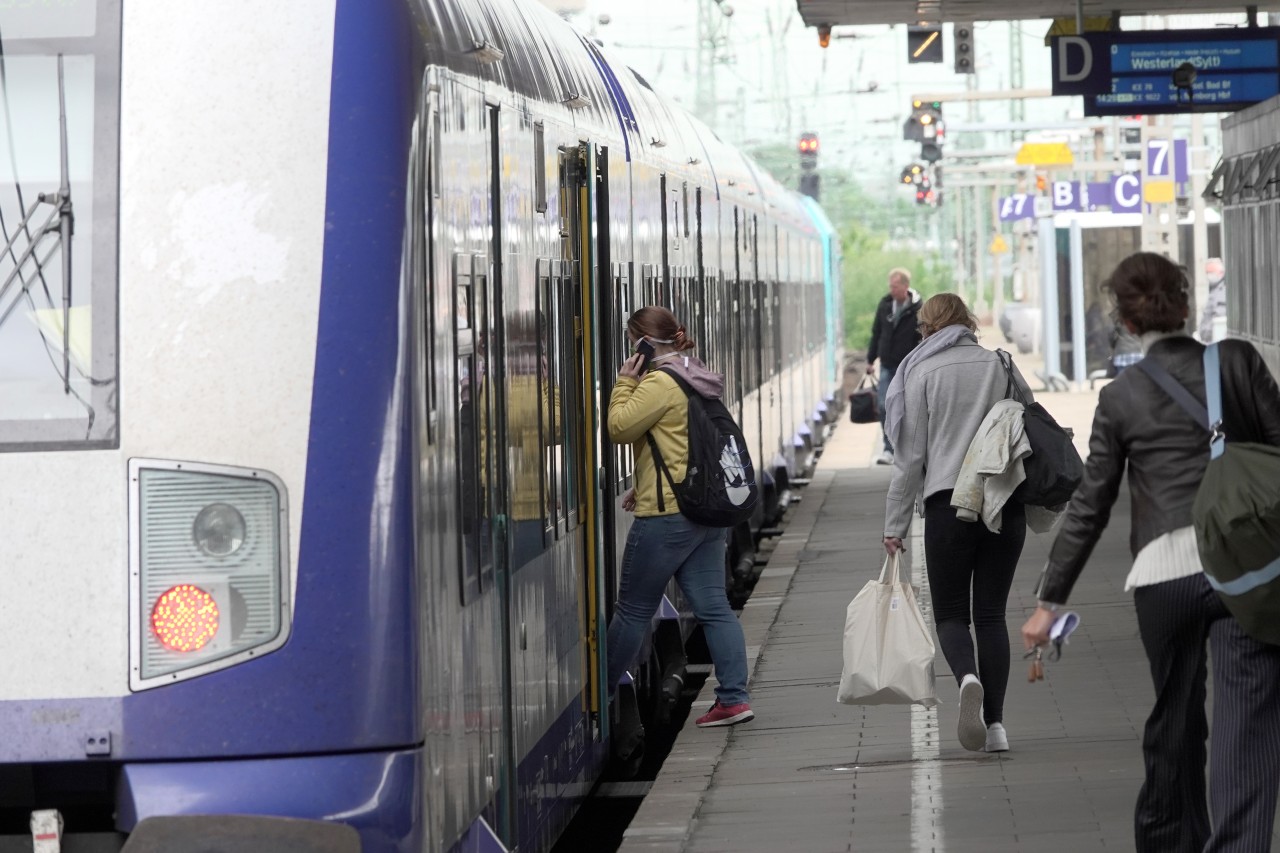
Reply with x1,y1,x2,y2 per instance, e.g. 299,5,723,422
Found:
151,584,220,652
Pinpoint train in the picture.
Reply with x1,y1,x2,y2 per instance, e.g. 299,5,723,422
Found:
0,0,843,851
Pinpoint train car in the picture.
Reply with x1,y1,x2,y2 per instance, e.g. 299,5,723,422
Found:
0,0,842,851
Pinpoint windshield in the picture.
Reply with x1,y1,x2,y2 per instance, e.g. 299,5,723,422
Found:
0,0,119,451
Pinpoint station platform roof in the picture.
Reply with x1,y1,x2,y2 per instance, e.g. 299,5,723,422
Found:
796,0,1280,27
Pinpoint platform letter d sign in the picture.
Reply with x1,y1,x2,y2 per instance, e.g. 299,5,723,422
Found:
1057,37,1092,83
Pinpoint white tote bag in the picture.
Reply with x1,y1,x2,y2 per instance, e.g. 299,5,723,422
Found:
837,553,939,708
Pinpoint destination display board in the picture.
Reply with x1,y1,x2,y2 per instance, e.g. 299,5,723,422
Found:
1051,27,1280,115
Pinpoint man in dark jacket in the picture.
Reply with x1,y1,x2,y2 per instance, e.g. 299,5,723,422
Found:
867,268,922,463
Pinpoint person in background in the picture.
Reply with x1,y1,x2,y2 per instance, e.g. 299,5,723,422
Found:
883,293,1034,754
1022,252,1280,853
607,306,753,730
1199,257,1227,342
866,268,922,465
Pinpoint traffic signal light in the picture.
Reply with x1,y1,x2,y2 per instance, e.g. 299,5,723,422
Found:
900,163,925,185
1035,173,1047,192
798,132,819,171
903,100,943,142
818,24,831,48
954,22,975,74
915,177,934,206
917,100,943,136
907,24,943,63
921,142,942,163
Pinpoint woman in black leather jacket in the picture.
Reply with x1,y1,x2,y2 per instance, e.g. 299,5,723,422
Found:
1021,252,1280,853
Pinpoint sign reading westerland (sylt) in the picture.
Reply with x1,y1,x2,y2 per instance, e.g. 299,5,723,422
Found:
1050,27,1280,115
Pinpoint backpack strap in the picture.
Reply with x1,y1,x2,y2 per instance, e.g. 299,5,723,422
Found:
642,367,693,513
1135,355,1211,433
995,349,1027,405
1204,343,1226,460
645,433,673,512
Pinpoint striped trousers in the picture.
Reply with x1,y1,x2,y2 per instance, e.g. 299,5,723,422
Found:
1133,573,1280,853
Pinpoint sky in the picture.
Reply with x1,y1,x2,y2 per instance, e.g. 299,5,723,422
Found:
553,1,1251,193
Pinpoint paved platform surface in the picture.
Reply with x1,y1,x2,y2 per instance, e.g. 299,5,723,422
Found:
618,357,1280,852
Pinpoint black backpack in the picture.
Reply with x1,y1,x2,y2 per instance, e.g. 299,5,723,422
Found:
644,367,759,528
996,350,1084,508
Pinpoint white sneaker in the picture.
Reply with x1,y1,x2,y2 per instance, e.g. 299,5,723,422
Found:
984,722,1009,753
958,674,986,752
876,451,894,466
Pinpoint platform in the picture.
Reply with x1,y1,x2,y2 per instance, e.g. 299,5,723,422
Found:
618,363,1280,852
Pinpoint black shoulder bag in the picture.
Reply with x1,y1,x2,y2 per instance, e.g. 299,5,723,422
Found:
996,350,1084,508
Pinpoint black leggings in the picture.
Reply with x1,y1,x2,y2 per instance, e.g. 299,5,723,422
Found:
924,490,1026,724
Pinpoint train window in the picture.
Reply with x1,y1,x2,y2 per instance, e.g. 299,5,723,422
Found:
534,122,547,214
456,286,471,331
535,260,583,537
641,264,657,307
431,110,442,201
425,106,439,438
610,264,626,494
0,0,121,451
408,101,436,444
561,266,583,530
683,182,690,239
454,254,483,605
737,285,745,394
536,265,558,538
694,188,702,270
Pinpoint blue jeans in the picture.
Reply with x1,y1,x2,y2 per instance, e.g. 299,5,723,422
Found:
606,514,750,707
878,365,896,452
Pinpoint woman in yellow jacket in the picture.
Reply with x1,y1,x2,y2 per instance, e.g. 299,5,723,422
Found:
606,306,754,729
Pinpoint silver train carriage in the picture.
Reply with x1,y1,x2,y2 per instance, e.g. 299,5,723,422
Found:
0,0,844,850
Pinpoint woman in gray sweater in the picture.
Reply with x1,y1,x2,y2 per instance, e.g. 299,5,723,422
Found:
882,293,1033,753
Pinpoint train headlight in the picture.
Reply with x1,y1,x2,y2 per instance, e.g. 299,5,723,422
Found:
193,503,246,556
129,460,291,690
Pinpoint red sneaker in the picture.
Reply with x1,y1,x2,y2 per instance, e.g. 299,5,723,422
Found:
695,700,754,728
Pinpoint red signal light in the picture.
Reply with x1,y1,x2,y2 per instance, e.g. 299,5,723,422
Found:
151,584,220,652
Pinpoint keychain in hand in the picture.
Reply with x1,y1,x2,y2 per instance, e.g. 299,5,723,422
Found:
1025,647,1044,682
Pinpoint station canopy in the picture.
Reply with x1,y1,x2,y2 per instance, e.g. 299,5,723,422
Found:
796,0,1280,26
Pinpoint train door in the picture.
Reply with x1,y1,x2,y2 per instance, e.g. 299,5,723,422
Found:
588,146,615,730
464,104,516,845
740,208,764,478
560,142,609,729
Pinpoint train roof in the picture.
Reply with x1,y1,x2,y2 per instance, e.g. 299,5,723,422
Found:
414,0,829,228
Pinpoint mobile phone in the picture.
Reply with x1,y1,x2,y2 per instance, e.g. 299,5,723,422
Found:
635,339,656,373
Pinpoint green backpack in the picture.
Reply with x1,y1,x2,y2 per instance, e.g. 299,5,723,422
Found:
1137,344,1280,645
